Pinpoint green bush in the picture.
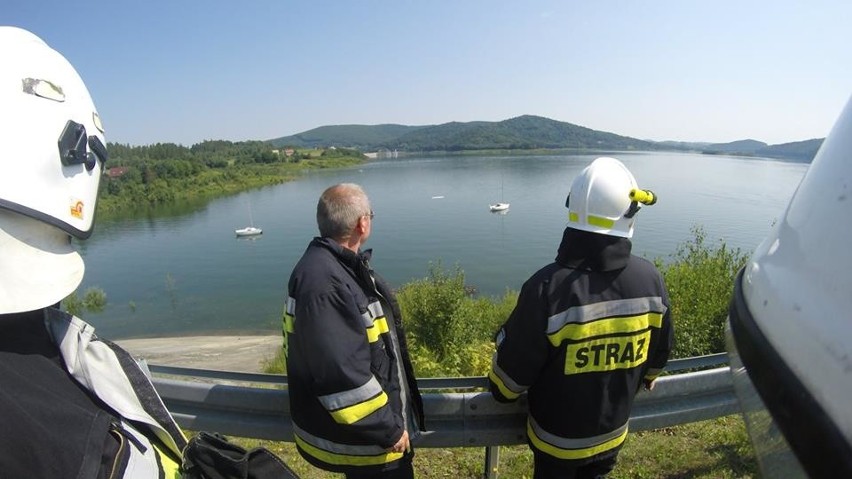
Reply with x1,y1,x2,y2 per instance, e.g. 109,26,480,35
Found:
397,262,516,376
397,263,467,361
657,226,748,358
62,287,107,317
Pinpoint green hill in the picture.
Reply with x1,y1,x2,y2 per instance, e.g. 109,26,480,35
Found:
757,138,823,162
702,139,768,155
390,115,658,151
269,115,657,152
699,138,822,162
267,115,823,162
269,124,426,150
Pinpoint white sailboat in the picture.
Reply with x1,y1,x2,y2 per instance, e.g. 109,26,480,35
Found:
489,177,509,212
235,199,262,237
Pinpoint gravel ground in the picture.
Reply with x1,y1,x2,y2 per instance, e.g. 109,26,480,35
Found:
116,335,281,372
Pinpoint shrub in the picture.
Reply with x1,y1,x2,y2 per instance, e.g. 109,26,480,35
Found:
62,287,107,317
657,226,748,358
397,262,516,376
396,262,467,361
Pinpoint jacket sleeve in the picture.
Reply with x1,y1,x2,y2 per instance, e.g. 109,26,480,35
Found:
296,287,403,448
645,278,674,381
489,279,550,402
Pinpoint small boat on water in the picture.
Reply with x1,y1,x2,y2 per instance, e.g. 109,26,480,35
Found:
235,226,263,237
235,197,262,237
490,175,509,212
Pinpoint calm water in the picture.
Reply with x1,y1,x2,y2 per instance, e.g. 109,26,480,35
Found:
77,151,807,339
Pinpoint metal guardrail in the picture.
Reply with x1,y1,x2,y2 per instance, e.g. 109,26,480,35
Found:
149,353,736,446
150,354,735,478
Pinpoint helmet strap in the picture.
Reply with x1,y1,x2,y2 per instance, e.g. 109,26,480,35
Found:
624,201,641,219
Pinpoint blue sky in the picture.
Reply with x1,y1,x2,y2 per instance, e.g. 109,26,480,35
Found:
6,1,851,146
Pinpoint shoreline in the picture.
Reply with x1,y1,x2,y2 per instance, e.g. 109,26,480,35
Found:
116,334,281,373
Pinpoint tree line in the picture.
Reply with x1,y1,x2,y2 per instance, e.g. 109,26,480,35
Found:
98,141,365,214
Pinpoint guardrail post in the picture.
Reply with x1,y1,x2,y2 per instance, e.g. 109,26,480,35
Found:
484,445,500,479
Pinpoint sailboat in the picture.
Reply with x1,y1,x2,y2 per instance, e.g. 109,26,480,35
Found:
489,176,509,212
235,199,263,237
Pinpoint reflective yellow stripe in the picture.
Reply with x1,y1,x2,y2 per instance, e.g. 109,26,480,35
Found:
153,442,182,479
547,298,666,335
283,296,296,350
528,421,628,460
568,212,616,229
295,434,403,466
564,330,651,375
282,311,294,359
329,391,388,424
587,215,615,229
283,312,294,334
366,317,389,343
547,312,662,345
488,369,521,400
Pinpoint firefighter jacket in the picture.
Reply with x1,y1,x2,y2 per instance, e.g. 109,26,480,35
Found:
284,237,425,475
0,308,186,478
489,227,674,465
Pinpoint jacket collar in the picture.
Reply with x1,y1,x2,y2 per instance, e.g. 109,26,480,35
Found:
313,236,372,263
555,226,632,272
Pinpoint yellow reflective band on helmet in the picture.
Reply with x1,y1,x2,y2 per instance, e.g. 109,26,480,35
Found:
547,312,663,346
527,421,628,460
587,215,615,229
564,330,651,375
568,212,616,229
295,434,404,466
329,391,389,425
366,317,389,343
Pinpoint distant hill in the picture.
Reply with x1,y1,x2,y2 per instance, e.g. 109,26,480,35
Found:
270,115,658,152
656,140,712,150
268,115,823,162
269,124,426,150
757,139,823,162
700,138,822,162
702,139,768,154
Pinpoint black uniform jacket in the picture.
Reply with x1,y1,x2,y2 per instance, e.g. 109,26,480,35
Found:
489,227,674,464
0,309,186,478
284,237,424,474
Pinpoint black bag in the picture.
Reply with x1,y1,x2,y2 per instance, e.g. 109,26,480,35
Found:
181,432,299,479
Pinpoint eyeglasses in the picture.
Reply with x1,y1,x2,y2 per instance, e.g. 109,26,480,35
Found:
363,210,375,219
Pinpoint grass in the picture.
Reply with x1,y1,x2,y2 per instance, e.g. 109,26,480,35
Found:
224,414,757,478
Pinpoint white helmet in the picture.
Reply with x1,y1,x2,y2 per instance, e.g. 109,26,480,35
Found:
565,157,655,238
0,26,107,314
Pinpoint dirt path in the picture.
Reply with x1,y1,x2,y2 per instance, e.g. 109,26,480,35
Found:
116,335,281,373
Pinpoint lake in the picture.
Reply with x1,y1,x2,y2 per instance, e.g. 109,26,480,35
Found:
77,151,808,339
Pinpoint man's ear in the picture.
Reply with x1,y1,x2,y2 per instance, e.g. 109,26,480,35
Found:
355,215,368,233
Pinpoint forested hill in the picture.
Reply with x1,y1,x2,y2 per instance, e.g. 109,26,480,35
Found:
270,115,659,152
269,124,428,151
269,115,822,161
697,138,823,162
